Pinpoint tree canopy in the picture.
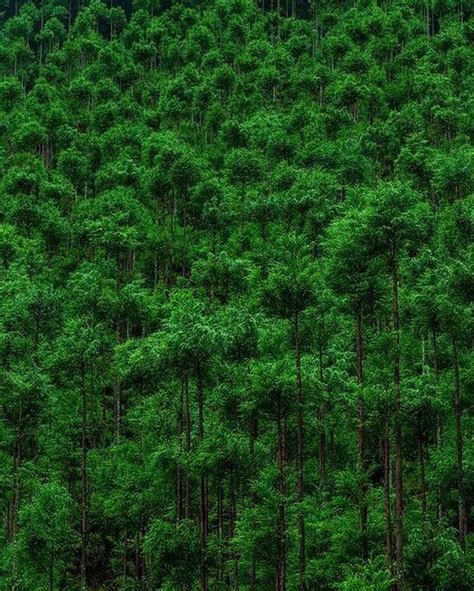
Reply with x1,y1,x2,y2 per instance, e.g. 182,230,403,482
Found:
0,0,472,590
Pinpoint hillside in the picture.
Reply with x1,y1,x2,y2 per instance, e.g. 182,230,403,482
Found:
0,0,473,589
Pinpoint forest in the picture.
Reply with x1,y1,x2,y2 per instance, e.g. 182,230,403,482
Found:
0,0,472,589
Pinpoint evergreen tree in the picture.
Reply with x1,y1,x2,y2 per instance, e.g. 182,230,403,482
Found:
0,1,472,589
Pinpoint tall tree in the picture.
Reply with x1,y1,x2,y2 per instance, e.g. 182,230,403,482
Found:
262,232,315,591
366,181,430,590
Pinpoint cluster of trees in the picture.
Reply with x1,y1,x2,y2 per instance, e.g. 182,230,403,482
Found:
0,0,472,589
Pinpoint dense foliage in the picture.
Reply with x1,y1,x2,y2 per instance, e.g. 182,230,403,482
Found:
0,0,472,589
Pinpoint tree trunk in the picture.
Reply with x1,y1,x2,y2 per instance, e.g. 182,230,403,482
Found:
391,259,403,591
123,530,128,588
229,470,239,590
177,380,184,524
250,415,258,590
114,319,122,442
355,304,368,560
197,368,208,591
417,414,427,513
383,417,394,580
135,529,142,589
217,480,224,584
184,375,192,519
81,374,88,591
276,409,287,591
113,377,121,441
318,343,326,485
432,328,443,521
294,312,306,591
11,428,22,591
452,336,467,547
49,545,55,591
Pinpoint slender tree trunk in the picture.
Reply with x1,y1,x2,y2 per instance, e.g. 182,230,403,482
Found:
276,409,287,591
417,414,427,513
184,375,192,519
135,529,141,590
114,296,123,442
177,380,184,524
184,199,190,278
294,312,306,591
113,376,121,441
452,336,467,547
391,258,403,591
11,427,22,591
197,368,208,591
81,372,88,591
318,343,326,485
355,304,368,560
12,434,21,539
250,415,258,590
49,546,55,591
383,417,394,583
217,480,224,584
229,470,239,590
329,428,335,477
432,328,443,521
123,530,128,588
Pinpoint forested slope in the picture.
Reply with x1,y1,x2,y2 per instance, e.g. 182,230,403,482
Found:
0,0,473,589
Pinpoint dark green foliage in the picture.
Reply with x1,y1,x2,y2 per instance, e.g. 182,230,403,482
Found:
0,0,472,590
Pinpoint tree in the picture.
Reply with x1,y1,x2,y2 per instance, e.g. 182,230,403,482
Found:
436,257,471,548
365,181,430,590
325,203,379,562
261,232,315,591
17,482,76,591
163,290,220,591
0,1,472,590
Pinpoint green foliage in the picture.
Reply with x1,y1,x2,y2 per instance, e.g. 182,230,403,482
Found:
0,0,472,589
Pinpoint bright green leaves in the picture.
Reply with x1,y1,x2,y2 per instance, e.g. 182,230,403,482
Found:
75,188,153,256
364,180,430,258
0,1,471,589
324,206,375,311
224,148,264,188
163,290,220,369
261,233,316,320
17,483,77,587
